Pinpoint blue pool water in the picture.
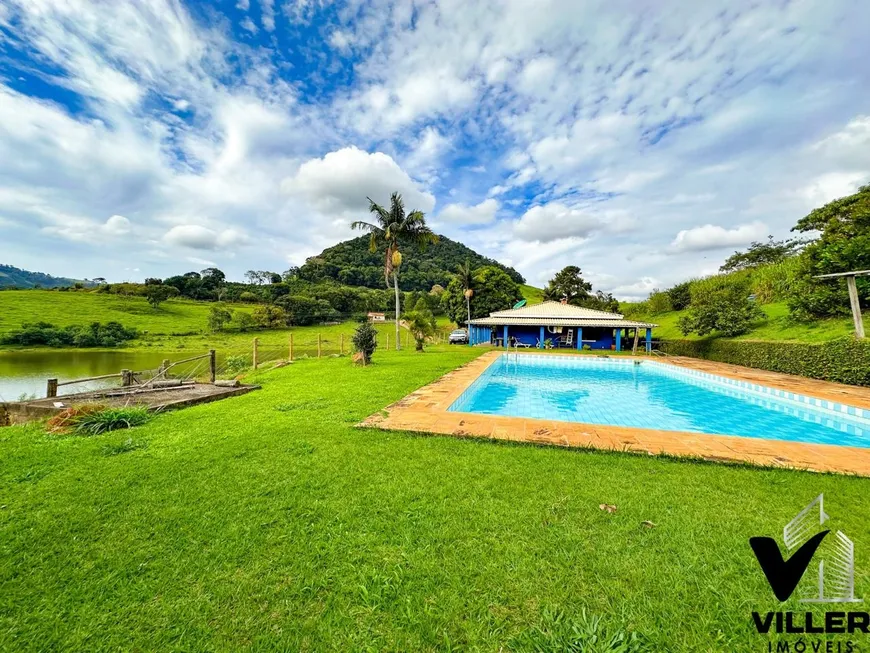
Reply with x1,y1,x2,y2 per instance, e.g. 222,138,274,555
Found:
448,355,870,448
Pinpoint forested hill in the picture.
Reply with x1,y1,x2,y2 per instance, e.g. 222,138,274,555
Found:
0,264,90,289
298,234,525,291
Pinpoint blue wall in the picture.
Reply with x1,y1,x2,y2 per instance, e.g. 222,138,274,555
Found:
471,324,647,350
582,327,613,350
486,325,618,349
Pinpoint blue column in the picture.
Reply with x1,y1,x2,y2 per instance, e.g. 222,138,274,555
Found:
577,327,583,350
539,326,545,348
645,328,652,353
615,328,622,352
503,325,509,350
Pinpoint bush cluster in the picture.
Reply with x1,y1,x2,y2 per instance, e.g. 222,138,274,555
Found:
658,337,870,387
1,321,138,347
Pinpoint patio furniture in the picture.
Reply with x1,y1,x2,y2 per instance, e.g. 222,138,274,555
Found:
511,337,531,349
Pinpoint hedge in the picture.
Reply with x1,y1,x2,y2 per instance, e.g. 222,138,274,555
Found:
657,337,870,387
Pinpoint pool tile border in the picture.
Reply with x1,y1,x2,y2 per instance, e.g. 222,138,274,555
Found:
359,350,870,477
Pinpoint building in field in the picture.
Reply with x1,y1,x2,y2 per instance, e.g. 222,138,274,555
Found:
467,301,657,352
367,312,386,322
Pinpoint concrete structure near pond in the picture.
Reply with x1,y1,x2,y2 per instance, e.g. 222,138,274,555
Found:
0,382,258,426
467,301,657,352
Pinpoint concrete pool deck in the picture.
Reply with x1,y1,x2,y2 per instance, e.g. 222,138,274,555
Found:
359,350,870,476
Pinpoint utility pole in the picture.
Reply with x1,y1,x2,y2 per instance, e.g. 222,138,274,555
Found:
814,270,869,339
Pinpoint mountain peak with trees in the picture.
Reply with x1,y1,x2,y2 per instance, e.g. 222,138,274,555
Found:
297,230,525,292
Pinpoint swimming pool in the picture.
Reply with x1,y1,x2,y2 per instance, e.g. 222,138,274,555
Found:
448,355,870,448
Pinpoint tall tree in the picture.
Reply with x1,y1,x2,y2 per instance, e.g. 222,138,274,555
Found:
455,259,474,326
719,236,807,272
351,192,438,350
543,266,592,304
442,266,522,326
787,184,870,320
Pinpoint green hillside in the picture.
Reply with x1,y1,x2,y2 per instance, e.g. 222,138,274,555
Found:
0,290,252,337
519,284,545,304
623,301,863,343
0,264,90,289
299,234,525,291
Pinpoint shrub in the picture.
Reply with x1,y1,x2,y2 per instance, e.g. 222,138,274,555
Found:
224,355,250,375
619,301,648,318
351,321,378,364
748,258,800,304
404,298,436,351
666,281,692,311
646,290,672,314
70,407,152,436
144,284,179,308
658,337,870,386
207,306,233,333
234,312,256,332
47,405,151,435
678,276,763,337
275,295,338,326
252,304,287,329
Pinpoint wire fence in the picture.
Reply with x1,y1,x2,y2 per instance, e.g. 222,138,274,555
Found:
21,324,461,401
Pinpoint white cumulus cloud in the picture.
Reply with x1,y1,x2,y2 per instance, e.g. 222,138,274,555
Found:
514,203,601,243
163,225,248,250
670,222,769,252
439,199,499,225
282,146,435,216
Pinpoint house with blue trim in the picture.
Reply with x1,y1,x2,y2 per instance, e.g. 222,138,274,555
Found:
466,301,657,352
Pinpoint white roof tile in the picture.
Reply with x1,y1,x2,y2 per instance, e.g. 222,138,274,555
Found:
469,301,657,329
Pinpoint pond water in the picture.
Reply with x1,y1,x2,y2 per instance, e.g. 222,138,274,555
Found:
0,350,212,401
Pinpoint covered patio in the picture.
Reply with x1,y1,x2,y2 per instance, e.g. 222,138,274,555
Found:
467,301,657,352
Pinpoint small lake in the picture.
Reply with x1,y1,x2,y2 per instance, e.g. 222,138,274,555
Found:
0,350,212,401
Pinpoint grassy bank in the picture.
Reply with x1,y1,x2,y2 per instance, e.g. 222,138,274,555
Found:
0,290,256,338
624,301,862,342
2,346,868,651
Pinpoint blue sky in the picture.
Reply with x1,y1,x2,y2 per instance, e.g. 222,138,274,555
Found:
1,0,869,298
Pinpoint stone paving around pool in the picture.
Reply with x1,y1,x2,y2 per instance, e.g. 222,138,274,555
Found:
359,350,870,476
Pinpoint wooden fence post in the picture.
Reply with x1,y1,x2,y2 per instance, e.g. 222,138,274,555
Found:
46,378,58,398
317,333,322,358
253,337,259,369
386,333,390,351
289,334,293,362
340,333,344,355
209,350,216,383
161,359,171,379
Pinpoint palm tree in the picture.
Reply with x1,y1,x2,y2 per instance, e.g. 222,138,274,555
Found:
455,259,474,327
352,192,438,350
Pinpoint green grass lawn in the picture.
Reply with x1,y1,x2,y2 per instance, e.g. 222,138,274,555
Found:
627,301,862,343
2,346,868,651
0,290,431,355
